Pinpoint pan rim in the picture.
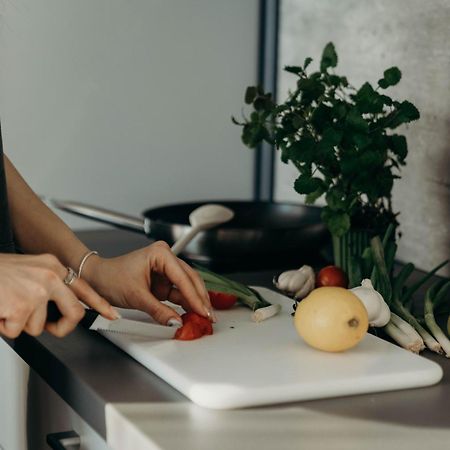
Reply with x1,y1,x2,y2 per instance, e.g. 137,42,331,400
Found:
141,199,324,232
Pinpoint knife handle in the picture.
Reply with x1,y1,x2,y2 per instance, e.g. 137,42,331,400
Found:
46,302,97,328
46,301,62,323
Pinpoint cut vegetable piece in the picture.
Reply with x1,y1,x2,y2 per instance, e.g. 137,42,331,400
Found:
251,304,281,322
174,312,213,340
174,322,204,340
182,312,213,335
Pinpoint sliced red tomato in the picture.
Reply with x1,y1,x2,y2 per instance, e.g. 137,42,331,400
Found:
174,312,213,340
174,321,203,340
182,311,213,335
208,290,238,310
316,265,349,288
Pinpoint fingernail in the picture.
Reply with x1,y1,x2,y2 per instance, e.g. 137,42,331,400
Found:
205,307,217,323
167,318,183,328
111,309,122,320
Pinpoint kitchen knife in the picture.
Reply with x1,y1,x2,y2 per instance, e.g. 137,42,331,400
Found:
46,302,179,339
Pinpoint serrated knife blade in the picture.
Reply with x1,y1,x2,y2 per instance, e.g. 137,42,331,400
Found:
46,302,179,339
88,314,178,339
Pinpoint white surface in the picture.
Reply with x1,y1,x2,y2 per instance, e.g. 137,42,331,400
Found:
105,402,450,450
99,287,443,410
0,339,29,450
0,0,257,230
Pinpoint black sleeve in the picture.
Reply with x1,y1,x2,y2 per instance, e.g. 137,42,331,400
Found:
0,122,16,253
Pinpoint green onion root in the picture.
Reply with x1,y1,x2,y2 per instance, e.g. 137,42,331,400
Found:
390,313,425,351
424,296,450,358
384,321,422,353
393,301,442,354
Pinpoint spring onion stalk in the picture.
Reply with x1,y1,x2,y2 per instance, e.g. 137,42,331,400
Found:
402,260,449,309
370,236,392,304
392,301,442,354
424,281,450,358
384,321,422,353
252,304,282,322
389,313,424,352
194,264,280,321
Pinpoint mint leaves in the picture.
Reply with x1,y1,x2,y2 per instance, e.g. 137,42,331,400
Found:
234,42,420,238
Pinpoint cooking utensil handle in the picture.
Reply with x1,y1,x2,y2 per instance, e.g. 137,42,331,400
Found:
171,226,200,255
51,199,146,233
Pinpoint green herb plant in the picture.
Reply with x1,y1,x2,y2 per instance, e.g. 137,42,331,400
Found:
233,43,420,239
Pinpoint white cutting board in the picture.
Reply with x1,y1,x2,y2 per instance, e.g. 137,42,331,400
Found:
100,287,443,409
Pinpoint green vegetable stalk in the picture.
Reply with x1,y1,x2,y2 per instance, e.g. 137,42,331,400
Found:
424,281,450,357
194,264,281,322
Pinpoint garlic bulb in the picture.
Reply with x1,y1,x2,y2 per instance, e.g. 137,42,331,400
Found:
350,279,391,327
273,265,315,299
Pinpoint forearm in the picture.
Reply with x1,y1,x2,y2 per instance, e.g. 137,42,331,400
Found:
4,154,90,269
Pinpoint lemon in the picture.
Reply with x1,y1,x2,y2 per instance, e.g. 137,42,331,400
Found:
294,286,369,352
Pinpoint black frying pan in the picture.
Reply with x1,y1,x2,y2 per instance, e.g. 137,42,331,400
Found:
52,200,330,270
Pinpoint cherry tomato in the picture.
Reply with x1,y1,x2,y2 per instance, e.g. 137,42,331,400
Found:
316,265,348,288
208,291,238,310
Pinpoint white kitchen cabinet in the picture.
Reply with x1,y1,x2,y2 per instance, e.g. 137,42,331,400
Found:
0,340,109,450
0,339,28,450
27,370,110,450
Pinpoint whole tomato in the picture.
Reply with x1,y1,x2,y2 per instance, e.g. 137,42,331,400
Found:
208,291,238,310
316,265,349,289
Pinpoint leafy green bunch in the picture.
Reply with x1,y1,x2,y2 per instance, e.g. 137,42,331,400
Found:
233,43,420,237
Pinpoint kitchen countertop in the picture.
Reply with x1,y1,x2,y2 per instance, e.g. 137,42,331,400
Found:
6,229,450,449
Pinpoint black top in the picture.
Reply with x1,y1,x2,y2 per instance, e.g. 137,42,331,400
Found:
0,123,15,253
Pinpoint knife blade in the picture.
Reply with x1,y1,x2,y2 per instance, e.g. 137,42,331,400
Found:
46,302,179,339
86,312,178,339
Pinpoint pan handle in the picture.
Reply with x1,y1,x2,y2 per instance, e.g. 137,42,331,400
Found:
51,199,147,234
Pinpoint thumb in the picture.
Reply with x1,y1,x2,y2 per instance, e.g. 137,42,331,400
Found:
133,289,182,326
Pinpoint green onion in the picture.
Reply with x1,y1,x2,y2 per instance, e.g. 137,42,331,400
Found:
424,280,450,357
384,320,422,353
387,312,424,352
194,264,276,316
392,300,442,354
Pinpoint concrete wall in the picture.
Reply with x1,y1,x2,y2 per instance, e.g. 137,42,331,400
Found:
275,0,450,275
0,0,258,230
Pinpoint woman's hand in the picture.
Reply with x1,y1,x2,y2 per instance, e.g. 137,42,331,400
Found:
81,241,214,326
0,253,118,338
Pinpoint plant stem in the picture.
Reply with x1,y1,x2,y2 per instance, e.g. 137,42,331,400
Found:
392,300,442,354
384,321,422,353
424,290,450,357
389,313,424,351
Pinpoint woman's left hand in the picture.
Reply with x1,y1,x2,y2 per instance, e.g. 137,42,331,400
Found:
81,241,214,326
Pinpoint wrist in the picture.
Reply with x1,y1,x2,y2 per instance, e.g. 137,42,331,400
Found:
77,251,102,286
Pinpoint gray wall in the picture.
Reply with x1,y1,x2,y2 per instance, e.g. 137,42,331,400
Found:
275,0,450,275
0,0,258,229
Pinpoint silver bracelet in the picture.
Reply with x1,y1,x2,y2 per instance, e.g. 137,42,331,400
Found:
77,250,99,278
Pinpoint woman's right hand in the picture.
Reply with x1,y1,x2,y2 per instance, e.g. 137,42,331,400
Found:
0,253,118,338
